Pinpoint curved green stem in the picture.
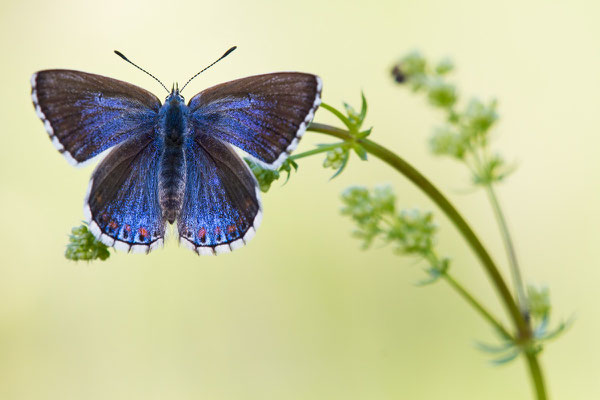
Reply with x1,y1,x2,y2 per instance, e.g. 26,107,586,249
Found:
307,122,545,399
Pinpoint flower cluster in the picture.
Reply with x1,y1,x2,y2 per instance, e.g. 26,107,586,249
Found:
244,158,298,193
341,185,448,283
65,224,110,261
392,52,513,186
323,147,347,170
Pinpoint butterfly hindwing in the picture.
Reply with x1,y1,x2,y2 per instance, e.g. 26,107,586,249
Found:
85,131,165,253
31,70,161,166
178,134,262,255
188,72,322,169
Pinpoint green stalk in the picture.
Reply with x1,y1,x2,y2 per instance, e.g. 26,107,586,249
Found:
289,142,345,160
442,272,512,340
485,184,529,317
525,350,548,400
469,144,528,316
307,122,546,400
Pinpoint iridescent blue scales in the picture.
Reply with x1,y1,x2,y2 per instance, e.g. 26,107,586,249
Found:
31,69,322,255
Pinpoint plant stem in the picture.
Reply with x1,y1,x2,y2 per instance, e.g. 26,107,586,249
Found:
289,142,345,160
485,184,529,317
525,350,548,400
307,122,546,399
442,272,512,340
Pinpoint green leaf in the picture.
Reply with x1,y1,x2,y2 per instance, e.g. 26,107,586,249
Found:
352,143,368,161
357,127,373,139
474,340,515,354
538,318,572,341
320,102,354,131
491,349,520,365
358,91,368,129
280,159,298,184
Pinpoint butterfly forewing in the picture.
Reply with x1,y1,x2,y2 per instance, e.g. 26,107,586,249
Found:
85,131,165,253
188,72,322,170
31,70,161,166
178,134,261,255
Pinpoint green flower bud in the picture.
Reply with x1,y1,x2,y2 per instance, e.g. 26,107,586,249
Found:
435,58,454,75
527,285,551,321
427,79,458,109
429,126,468,160
65,224,110,261
323,147,347,170
463,98,498,138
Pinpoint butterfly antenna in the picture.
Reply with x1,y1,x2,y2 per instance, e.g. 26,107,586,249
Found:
114,50,169,93
180,46,237,93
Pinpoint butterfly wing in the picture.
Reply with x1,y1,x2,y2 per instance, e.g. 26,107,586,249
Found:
178,134,261,255
84,131,165,253
31,70,161,166
187,72,321,169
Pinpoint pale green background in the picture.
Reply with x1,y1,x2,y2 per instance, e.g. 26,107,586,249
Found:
1,0,598,398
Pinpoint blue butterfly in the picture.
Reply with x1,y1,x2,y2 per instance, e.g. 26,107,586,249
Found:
31,47,322,255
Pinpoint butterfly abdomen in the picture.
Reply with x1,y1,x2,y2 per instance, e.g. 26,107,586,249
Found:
158,95,188,224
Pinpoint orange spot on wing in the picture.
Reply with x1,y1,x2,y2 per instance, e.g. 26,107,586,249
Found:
227,225,237,234
198,228,206,238
139,227,148,238
108,220,118,230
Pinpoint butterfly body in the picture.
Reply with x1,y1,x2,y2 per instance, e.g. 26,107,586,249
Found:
157,89,189,224
31,67,322,255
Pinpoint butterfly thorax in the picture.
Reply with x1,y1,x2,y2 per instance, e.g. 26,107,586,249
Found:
157,92,189,224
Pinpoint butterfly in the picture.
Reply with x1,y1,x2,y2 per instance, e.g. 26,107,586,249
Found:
31,47,322,255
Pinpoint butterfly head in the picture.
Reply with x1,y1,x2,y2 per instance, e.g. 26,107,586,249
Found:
166,82,185,104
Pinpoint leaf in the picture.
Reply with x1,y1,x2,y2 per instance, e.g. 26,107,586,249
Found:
415,268,443,286
357,127,373,139
474,340,515,354
353,143,368,161
358,91,368,130
491,349,520,365
320,102,354,131
538,318,573,342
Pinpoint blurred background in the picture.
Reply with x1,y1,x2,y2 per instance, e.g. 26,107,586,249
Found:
1,0,599,398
